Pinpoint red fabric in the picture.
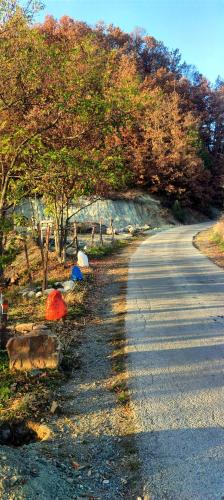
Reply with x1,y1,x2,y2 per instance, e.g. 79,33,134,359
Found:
45,290,67,321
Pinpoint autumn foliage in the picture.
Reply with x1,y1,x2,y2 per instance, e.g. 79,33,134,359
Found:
0,2,224,267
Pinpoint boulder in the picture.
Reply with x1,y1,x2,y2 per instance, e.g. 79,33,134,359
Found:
28,291,35,298
106,227,119,235
128,225,141,235
10,273,19,285
36,291,42,298
76,222,107,234
6,333,61,371
15,323,35,333
15,322,49,334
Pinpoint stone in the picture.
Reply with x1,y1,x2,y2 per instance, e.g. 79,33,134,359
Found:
15,322,35,333
10,273,19,285
50,401,61,415
6,333,61,371
33,324,49,331
128,225,139,235
43,288,55,295
62,280,75,292
28,291,35,298
36,291,42,298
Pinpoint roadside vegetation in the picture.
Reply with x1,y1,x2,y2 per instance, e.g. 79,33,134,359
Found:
194,218,224,269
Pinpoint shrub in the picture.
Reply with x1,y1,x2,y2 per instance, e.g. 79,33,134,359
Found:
171,200,186,223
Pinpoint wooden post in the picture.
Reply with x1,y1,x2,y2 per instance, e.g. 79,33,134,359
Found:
42,225,50,291
74,221,78,254
110,217,115,242
99,218,103,246
91,224,96,246
37,222,44,272
23,236,32,284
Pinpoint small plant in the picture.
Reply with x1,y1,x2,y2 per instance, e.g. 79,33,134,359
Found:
110,380,129,404
172,200,186,223
86,240,126,259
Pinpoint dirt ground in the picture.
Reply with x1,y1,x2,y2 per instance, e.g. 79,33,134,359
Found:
0,239,145,500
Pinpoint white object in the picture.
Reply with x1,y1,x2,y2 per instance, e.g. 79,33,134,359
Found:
28,291,35,298
62,280,75,292
43,288,55,295
77,250,89,268
36,291,42,298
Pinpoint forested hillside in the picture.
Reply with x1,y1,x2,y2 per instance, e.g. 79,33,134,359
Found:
0,1,224,262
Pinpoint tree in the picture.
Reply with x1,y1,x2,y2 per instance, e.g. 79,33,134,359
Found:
0,6,73,272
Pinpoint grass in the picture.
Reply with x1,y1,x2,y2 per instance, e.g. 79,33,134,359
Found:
0,354,65,422
194,222,224,271
0,351,12,409
86,239,128,259
211,232,224,252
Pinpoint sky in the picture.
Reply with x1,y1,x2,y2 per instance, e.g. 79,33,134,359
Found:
38,0,224,84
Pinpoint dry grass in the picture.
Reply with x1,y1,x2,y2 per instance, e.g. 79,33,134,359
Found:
212,217,224,242
4,237,94,326
194,222,224,269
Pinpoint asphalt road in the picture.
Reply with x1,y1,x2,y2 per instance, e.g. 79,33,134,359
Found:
126,223,224,500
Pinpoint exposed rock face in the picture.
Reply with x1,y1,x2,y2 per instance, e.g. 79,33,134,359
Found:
16,191,174,230
6,334,61,371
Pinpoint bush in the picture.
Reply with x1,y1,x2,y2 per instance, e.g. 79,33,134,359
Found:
171,200,186,223
86,240,126,259
212,218,224,247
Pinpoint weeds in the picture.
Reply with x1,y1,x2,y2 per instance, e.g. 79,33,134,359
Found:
86,240,127,259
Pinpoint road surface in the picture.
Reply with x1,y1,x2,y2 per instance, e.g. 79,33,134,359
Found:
126,224,224,499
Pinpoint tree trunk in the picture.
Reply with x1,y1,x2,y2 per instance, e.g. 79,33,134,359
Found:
74,222,78,255
110,217,115,242
37,222,45,271
91,224,96,246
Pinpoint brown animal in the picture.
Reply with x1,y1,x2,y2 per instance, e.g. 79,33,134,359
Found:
6,333,61,371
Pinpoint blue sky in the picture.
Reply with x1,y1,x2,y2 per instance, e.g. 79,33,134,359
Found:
38,0,224,84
